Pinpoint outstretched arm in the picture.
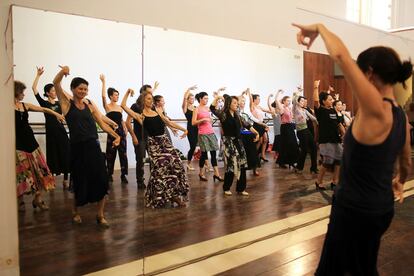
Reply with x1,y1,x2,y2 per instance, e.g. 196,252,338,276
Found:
182,85,197,114
25,102,65,123
293,23,385,120
88,102,120,147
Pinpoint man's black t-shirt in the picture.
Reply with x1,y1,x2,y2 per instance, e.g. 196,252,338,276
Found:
315,106,341,143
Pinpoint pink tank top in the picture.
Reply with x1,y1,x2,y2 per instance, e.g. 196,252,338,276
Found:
281,106,293,124
197,109,214,135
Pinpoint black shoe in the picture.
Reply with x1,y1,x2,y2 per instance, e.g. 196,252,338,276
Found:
261,157,269,162
199,174,208,181
121,175,128,184
213,175,224,182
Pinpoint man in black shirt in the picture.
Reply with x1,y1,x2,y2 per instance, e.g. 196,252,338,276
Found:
125,83,158,189
313,80,345,190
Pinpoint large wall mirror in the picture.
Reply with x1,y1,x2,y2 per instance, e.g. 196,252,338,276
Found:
13,5,347,276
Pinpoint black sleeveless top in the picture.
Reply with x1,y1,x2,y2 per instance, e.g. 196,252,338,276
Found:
35,94,65,130
15,103,39,153
335,98,406,215
143,115,165,137
185,108,198,131
65,100,98,144
106,111,123,126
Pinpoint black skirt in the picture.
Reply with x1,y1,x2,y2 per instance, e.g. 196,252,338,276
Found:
253,122,266,137
241,132,259,170
46,126,70,175
278,123,299,166
316,201,394,276
70,139,108,206
272,134,281,152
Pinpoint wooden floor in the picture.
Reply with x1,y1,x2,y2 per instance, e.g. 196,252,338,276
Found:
18,156,414,275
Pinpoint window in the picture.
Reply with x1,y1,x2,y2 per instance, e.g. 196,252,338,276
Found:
346,0,393,30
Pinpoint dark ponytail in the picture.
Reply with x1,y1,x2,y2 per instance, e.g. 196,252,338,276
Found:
195,92,208,103
357,46,413,89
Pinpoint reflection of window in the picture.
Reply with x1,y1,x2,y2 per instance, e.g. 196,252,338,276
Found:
346,0,393,30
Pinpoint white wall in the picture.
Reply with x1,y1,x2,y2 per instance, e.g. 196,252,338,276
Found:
13,8,303,158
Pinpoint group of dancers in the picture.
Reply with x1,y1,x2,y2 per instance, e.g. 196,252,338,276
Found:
14,22,414,275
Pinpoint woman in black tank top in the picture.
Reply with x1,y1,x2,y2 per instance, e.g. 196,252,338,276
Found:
182,86,198,171
100,74,130,184
122,89,189,208
294,23,412,275
53,66,121,228
15,80,66,212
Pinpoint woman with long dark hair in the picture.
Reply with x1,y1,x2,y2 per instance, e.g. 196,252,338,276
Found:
293,23,412,275
182,85,198,171
32,66,70,189
192,91,223,182
122,89,189,208
53,66,120,227
100,74,130,184
15,81,63,211
211,94,259,196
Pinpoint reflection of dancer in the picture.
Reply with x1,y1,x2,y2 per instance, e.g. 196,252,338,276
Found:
272,90,299,168
32,66,70,188
125,84,157,189
211,95,259,195
248,90,271,162
192,91,223,182
100,74,129,184
182,86,198,171
122,89,189,208
239,93,260,176
54,66,120,227
292,89,318,173
294,23,412,276
15,81,62,211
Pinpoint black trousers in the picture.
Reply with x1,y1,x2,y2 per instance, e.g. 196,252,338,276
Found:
223,168,247,192
187,127,198,161
106,133,128,176
199,151,217,168
134,139,146,184
296,128,317,171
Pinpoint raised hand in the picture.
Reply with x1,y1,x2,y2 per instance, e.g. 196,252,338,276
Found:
292,23,320,50
126,88,135,97
36,66,45,76
99,74,105,82
154,81,160,91
314,80,320,87
218,87,226,92
58,65,70,77
188,85,198,91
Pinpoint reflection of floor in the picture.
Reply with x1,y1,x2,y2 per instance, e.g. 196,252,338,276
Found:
18,158,414,275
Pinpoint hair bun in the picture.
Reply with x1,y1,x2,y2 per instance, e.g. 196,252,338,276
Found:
398,60,413,83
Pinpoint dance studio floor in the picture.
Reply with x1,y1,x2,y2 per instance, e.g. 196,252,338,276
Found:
18,157,414,275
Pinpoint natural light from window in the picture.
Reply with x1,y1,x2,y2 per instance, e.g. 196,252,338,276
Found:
346,0,393,30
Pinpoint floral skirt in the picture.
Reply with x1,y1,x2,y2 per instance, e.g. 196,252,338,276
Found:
222,136,248,177
16,147,55,197
198,133,219,152
146,134,189,208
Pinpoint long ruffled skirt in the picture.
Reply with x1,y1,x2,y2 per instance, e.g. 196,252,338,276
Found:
16,147,55,197
146,134,189,208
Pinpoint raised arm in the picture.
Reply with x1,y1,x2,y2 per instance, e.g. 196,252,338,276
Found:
267,94,276,115
32,66,48,107
293,23,385,120
273,90,285,115
100,74,109,113
313,80,321,109
247,88,254,113
182,85,197,114
53,66,71,116
121,89,143,125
